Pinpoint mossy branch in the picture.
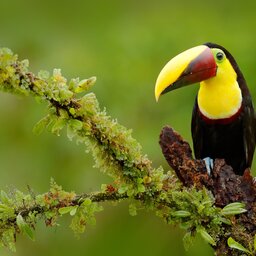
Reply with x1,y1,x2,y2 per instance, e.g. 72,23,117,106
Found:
0,48,255,255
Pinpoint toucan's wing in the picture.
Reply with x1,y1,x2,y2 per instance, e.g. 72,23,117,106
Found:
191,97,203,159
242,100,256,168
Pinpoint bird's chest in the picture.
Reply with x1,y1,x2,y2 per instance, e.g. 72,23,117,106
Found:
200,117,244,156
198,80,242,120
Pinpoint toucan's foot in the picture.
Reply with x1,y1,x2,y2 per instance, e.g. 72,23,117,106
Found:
203,157,214,175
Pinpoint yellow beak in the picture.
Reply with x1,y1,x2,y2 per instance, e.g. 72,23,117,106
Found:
155,45,217,101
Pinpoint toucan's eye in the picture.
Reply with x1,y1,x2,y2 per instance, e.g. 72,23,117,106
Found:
216,52,224,61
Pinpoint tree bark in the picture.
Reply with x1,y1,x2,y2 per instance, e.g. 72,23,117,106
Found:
159,126,256,255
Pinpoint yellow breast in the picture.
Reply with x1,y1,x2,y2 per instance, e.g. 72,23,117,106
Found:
197,58,242,119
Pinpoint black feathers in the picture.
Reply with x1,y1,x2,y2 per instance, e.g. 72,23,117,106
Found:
192,43,256,175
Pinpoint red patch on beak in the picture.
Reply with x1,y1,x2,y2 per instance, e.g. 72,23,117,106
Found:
180,47,217,84
161,47,217,94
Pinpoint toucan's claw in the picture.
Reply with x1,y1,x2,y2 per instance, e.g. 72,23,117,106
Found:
203,157,214,175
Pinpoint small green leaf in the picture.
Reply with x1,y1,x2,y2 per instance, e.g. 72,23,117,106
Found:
227,237,251,254
58,206,76,215
179,222,190,230
2,228,16,252
222,208,247,215
16,214,24,228
197,227,216,246
81,198,92,206
220,217,231,225
137,184,145,193
51,118,67,136
172,210,191,217
33,116,50,135
221,202,247,216
183,232,194,251
68,78,79,91
16,214,35,241
69,119,83,130
70,206,78,216
222,202,245,209
69,107,76,115
23,224,35,241
74,77,97,93
118,185,128,194
129,204,137,216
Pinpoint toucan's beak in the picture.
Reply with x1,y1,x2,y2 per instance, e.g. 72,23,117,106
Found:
155,45,217,101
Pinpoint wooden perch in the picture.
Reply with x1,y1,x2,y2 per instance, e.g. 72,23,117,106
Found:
159,125,256,255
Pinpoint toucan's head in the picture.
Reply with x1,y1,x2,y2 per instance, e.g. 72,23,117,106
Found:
155,42,240,102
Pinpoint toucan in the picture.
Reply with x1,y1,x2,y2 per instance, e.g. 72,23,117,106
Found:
155,42,256,175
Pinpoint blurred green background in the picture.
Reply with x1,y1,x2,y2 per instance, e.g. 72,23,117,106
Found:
0,0,256,255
